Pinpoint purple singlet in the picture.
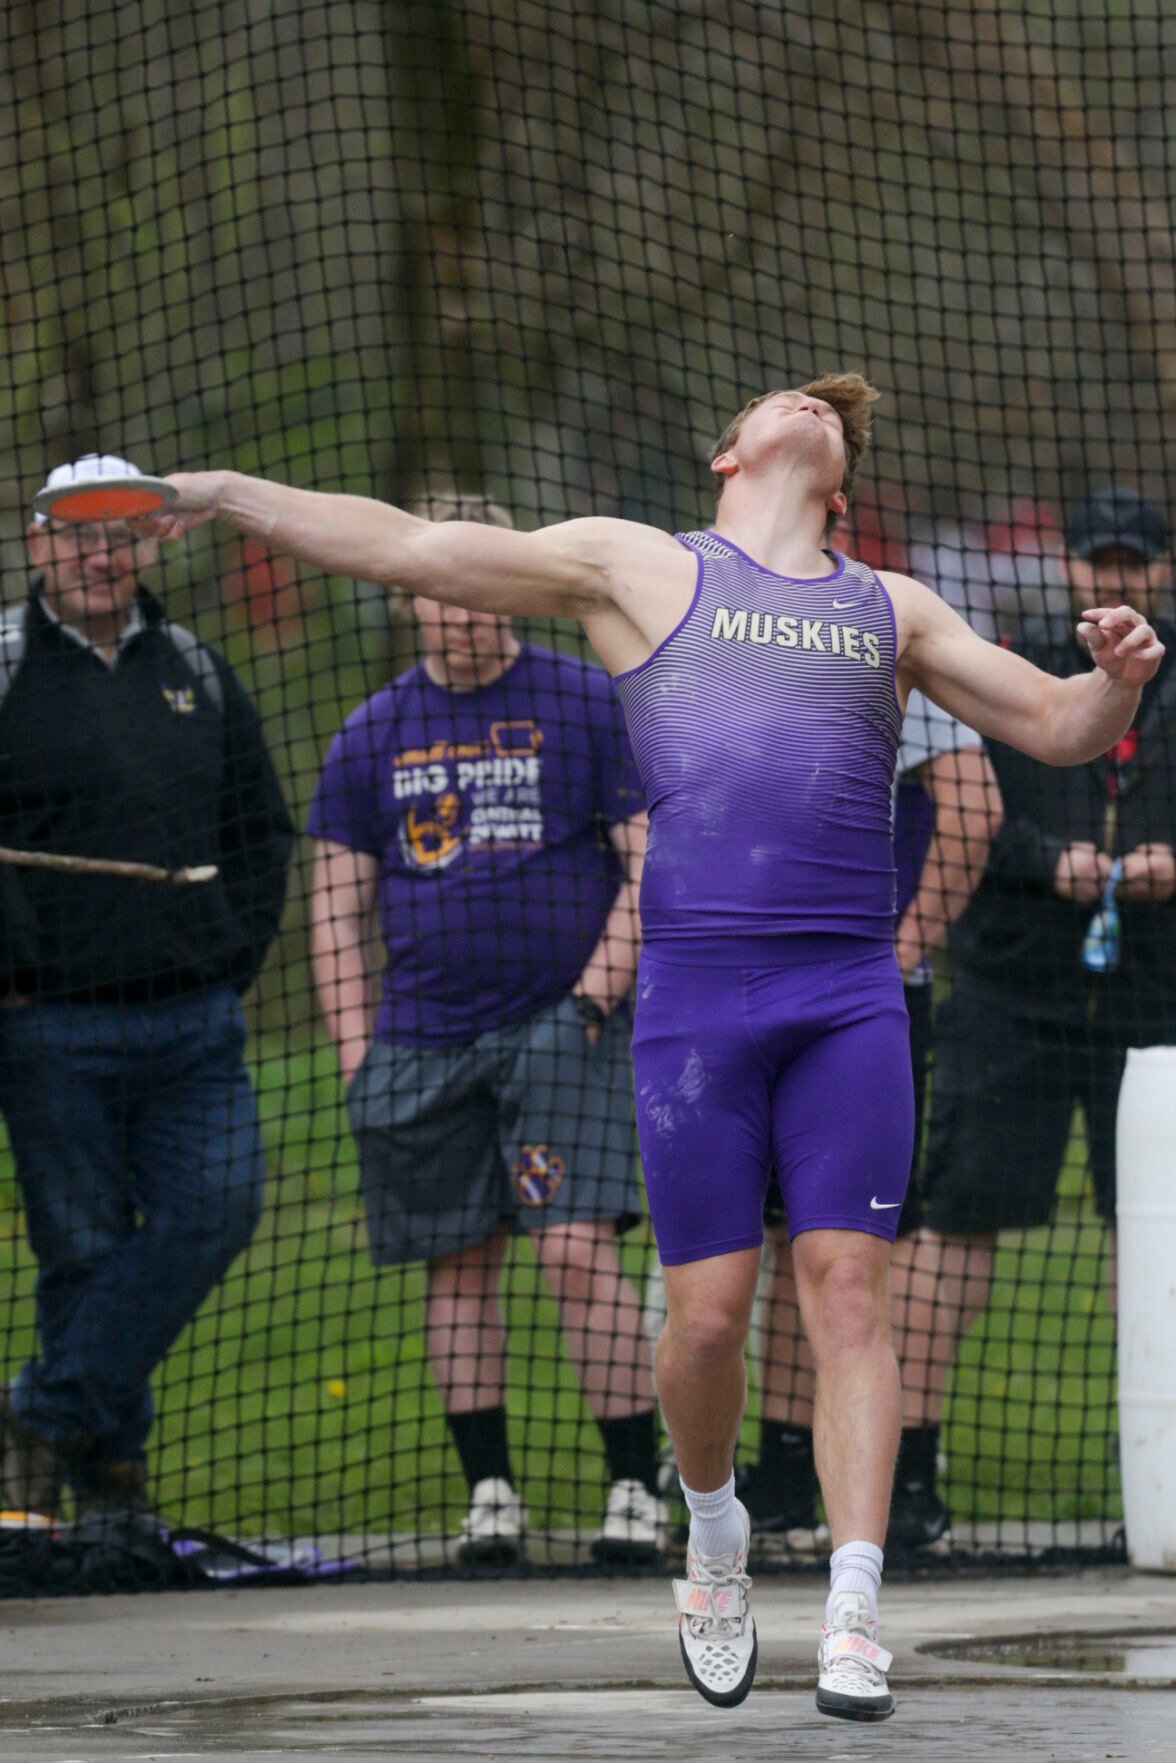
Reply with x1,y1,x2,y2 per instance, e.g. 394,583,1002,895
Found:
615,533,902,949
616,533,913,1261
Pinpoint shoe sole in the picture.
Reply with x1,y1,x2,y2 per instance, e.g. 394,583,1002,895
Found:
678,1622,758,1709
816,1687,895,1722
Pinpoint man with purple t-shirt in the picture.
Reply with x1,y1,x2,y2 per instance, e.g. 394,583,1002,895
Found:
144,379,1163,1720
307,495,661,1566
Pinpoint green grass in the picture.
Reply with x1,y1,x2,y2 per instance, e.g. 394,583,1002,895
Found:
0,1047,1120,1537
944,1217,1118,1523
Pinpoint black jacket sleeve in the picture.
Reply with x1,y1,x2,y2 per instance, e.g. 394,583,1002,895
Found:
214,660,295,993
980,816,1068,892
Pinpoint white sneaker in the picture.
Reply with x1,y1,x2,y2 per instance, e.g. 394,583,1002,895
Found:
672,1500,757,1707
816,1589,895,1721
457,1476,527,1566
591,1477,667,1565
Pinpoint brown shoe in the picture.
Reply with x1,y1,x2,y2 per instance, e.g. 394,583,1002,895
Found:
72,1457,150,1522
0,1386,66,1520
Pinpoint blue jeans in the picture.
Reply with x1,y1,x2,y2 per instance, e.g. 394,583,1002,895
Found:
0,989,265,1466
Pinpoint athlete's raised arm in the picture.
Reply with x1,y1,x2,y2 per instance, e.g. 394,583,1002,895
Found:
138,470,683,634
886,571,1165,766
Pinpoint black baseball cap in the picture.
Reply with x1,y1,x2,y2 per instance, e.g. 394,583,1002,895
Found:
1065,487,1170,561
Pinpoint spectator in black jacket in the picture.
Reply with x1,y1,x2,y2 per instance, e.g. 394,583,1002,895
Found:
0,454,294,1523
899,487,1176,1534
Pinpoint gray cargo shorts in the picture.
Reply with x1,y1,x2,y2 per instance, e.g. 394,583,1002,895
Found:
346,993,640,1264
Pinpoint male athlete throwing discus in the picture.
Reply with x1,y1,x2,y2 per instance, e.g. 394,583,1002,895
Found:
140,377,1164,1718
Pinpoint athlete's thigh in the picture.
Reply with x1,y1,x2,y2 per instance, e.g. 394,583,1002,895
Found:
770,970,914,1243
631,948,773,1266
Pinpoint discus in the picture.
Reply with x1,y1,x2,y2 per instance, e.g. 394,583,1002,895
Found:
33,474,178,523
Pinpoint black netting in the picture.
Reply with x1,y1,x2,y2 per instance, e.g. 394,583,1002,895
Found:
3,0,1173,1593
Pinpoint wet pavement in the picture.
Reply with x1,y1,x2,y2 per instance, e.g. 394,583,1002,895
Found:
2,1569,1175,1760
6,1687,1176,1760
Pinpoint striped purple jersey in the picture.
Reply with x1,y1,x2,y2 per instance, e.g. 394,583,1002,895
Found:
613,530,902,948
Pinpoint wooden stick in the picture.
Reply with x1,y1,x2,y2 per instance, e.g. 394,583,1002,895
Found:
0,845,218,886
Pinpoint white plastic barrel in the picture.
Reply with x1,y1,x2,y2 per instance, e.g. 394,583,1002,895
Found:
1116,1046,1176,1571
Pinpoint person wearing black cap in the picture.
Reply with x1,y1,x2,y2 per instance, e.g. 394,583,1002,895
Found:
893,486,1176,1546
0,455,294,1525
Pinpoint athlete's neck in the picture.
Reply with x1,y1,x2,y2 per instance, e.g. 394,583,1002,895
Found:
423,638,521,693
711,474,837,578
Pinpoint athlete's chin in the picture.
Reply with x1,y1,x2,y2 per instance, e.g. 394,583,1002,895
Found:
774,429,842,485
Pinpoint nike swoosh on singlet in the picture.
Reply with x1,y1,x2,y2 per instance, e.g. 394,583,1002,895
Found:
869,1197,902,1210
832,597,866,610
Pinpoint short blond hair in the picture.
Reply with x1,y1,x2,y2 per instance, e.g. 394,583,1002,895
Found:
713,372,880,499
408,488,515,528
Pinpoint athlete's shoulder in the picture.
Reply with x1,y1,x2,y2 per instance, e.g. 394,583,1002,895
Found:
875,569,980,653
875,567,940,605
539,515,684,572
548,514,680,547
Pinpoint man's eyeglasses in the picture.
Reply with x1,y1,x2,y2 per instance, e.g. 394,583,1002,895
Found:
46,523,140,553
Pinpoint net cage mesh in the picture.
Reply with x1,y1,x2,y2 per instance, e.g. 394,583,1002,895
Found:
1,0,1173,1590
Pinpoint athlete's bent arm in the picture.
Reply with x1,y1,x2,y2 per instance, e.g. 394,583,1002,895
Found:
889,574,1165,765
311,839,380,1085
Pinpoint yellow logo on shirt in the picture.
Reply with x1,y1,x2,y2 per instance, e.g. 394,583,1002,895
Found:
402,792,464,870
162,686,197,714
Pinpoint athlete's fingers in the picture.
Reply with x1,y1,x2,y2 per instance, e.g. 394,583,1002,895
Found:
1076,611,1164,671
131,511,184,541
132,507,216,543
1080,604,1146,627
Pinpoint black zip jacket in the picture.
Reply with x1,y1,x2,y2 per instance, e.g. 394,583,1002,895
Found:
0,585,294,1002
949,613,1176,1030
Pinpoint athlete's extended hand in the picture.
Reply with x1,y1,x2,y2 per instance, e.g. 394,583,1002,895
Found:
1077,605,1165,688
131,471,226,542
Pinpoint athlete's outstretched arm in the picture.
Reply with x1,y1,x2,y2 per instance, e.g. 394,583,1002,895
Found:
139,470,649,617
889,574,1165,766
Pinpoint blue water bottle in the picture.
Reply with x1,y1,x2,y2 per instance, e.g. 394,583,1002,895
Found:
1082,858,1124,973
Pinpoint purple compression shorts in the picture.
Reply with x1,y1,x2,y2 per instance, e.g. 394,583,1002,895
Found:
632,937,915,1266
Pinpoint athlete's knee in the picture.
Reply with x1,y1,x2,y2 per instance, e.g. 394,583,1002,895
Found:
663,1306,749,1371
663,1251,759,1366
794,1233,891,1355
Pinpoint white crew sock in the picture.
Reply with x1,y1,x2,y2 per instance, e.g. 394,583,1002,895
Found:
680,1472,745,1559
826,1540,884,1624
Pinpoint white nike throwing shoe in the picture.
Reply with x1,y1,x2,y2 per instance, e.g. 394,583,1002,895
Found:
673,1499,757,1707
816,1589,895,1721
